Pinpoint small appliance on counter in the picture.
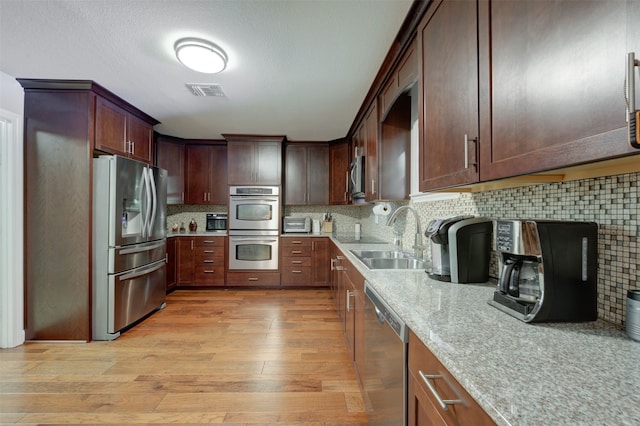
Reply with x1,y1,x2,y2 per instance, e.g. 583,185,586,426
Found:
626,290,640,341
283,216,311,233
425,216,492,283
488,219,598,323
206,213,227,232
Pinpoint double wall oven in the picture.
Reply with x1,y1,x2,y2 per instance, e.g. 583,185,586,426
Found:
228,186,280,270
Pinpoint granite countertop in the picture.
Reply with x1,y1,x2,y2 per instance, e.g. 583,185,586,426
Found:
331,237,640,426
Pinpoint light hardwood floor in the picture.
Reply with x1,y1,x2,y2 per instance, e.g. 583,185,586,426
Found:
0,289,368,425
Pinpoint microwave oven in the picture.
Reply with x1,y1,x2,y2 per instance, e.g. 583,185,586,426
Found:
206,213,227,232
283,216,311,233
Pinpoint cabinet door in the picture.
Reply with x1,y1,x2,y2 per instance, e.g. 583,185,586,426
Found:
165,237,177,291
408,371,448,426
343,272,356,358
364,103,379,201
176,238,194,285
329,141,350,205
227,141,255,185
95,97,127,155
255,141,282,185
127,114,153,163
185,145,211,204
208,144,228,204
479,0,639,181
285,145,308,204
311,238,329,286
419,0,479,191
156,136,185,204
307,145,329,205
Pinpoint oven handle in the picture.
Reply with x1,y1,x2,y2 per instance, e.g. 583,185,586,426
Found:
230,196,279,202
231,238,278,243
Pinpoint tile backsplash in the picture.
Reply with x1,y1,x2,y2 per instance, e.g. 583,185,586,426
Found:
168,171,638,327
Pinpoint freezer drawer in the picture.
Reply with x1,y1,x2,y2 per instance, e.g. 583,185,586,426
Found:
108,240,166,274
93,259,166,340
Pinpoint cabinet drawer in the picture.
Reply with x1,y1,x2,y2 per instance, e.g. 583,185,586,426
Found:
194,254,224,266
408,330,495,425
281,245,312,257
194,237,225,248
281,238,312,249
194,247,224,259
282,257,312,267
226,271,281,287
281,266,312,285
194,266,225,286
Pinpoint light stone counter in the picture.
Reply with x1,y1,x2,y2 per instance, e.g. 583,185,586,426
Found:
331,237,640,426
167,231,227,237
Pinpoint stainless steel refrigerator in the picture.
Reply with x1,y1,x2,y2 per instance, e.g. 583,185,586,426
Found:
92,155,167,340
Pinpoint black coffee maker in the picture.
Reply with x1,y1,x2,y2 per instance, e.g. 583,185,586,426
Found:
488,220,598,323
425,216,492,283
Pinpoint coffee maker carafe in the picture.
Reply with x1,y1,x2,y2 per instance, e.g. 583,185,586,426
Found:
488,220,598,323
425,216,492,283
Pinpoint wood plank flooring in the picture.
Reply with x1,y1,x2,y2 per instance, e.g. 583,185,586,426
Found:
0,289,368,425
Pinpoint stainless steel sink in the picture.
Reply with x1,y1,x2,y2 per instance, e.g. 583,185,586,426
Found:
349,249,412,260
349,249,426,270
362,257,426,270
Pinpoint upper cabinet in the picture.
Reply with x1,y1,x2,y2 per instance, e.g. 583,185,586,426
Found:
477,0,640,181
364,103,380,201
185,143,227,205
284,143,329,205
380,39,417,122
418,0,480,192
95,96,156,164
224,134,284,186
329,139,350,205
155,134,185,205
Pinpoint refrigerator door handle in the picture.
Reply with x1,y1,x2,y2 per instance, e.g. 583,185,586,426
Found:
118,240,165,255
147,167,157,237
141,167,152,238
118,259,165,281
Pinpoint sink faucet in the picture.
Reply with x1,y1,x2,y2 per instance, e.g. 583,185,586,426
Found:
386,205,424,260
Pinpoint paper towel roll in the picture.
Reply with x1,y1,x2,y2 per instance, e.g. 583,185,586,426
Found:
372,202,396,224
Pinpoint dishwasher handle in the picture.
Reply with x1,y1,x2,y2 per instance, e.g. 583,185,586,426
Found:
374,305,386,324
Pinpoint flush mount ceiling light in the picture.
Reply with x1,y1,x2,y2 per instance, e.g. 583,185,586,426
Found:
174,38,228,74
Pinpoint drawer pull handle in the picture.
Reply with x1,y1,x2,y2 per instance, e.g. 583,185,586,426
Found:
292,270,302,273
204,250,214,253
291,250,302,254
418,371,463,411
292,241,302,244
248,277,258,281
203,260,214,263
203,240,215,243
204,270,215,273
291,260,302,264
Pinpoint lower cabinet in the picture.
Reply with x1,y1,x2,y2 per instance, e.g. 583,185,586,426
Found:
330,241,365,384
408,330,495,426
166,237,177,292
281,237,329,287
176,236,226,287
226,271,281,287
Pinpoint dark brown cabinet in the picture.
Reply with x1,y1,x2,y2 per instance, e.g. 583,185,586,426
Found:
176,236,226,286
364,103,380,201
155,134,185,205
418,0,480,192
95,96,155,164
381,38,417,121
185,144,227,205
284,144,329,205
329,140,350,205
224,135,284,185
281,237,329,287
478,0,639,181
166,237,177,291
408,330,495,426
18,79,158,341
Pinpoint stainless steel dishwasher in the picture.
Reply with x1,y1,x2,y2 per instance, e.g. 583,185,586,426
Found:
364,281,408,425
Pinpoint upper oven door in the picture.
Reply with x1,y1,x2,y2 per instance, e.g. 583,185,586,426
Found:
229,196,280,231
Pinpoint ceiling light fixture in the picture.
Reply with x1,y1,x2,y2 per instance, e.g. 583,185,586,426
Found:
174,38,228,74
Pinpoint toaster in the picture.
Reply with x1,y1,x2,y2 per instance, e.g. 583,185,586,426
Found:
283,216,311,233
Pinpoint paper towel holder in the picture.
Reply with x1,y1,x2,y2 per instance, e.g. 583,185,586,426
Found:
373,202,396,224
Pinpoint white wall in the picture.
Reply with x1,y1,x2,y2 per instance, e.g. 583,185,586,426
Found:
0,71,25,348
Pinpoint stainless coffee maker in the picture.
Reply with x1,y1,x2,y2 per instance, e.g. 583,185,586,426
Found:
488,220,598,323
425,216,492,283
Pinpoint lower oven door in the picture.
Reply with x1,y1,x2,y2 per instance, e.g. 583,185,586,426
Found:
229,235,279,270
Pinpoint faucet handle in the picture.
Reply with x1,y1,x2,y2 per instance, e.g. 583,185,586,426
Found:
393,231,403,250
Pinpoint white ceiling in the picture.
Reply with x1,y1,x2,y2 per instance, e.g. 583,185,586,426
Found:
0,0,414,141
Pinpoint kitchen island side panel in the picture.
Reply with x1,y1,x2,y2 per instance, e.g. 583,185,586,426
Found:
24,90,92,340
